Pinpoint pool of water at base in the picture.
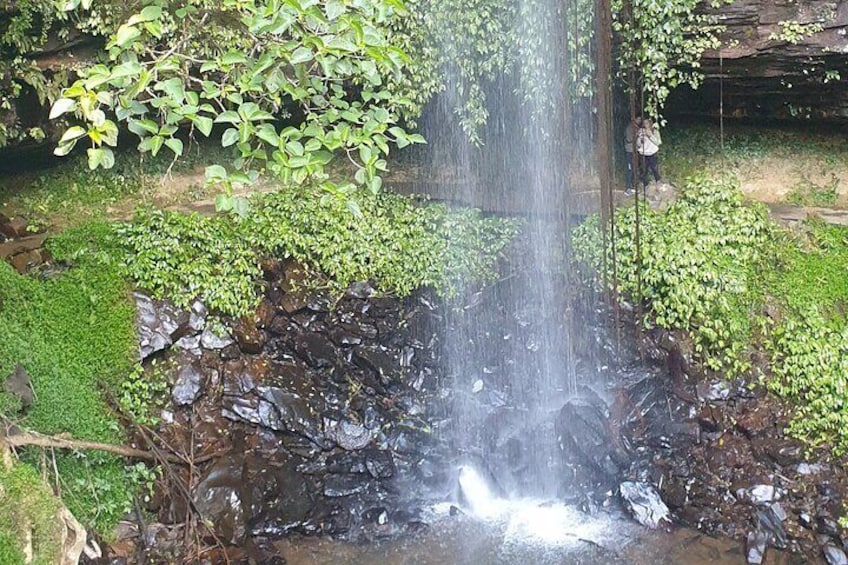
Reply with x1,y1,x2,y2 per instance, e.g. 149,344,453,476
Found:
273,507,805,565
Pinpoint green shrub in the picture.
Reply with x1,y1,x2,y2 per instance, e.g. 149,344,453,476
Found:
766,311,848,453
574,175,848,454
574,174,772,373
119,187,521,316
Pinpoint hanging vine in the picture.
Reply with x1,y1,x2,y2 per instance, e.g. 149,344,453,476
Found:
612,0,728,122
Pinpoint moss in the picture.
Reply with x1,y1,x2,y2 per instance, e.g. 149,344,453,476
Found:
0,224,137,531
769,221,848,315
0,462,64,565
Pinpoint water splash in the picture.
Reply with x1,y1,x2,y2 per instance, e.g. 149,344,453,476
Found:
457,465,614,548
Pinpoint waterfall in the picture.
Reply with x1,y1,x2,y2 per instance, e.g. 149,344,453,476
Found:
417,0,600,501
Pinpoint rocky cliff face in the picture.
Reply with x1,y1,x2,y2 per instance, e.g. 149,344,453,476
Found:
667,0,848,121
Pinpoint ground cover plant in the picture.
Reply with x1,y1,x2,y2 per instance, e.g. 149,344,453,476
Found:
0,223,138,532
0,144,235,229
573,175,848,454
660,124,848,207
0,461,65,565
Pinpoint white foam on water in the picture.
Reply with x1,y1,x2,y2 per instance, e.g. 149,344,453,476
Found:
457,465,614,549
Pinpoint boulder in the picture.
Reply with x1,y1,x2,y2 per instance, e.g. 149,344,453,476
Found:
2,363,33,410
171,361,206,406
135,293,191,360
619,481,671,529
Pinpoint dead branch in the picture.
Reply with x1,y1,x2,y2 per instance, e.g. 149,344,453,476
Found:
3,428,223,465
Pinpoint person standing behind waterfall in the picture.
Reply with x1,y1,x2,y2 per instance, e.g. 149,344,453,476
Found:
636,119,662,189
624,116,641,194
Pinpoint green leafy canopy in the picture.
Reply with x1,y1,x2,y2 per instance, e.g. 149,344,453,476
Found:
50,0,424,194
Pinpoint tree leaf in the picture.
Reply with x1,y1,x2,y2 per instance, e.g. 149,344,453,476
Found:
110,25,141,49
206,165,228,181
165,138,184,156
290,47,314,65
325,0,345,20
222,128,239,147
53,141,77,157
59,126,87,144
193,116,214,137
214,111,241,124
150,135,164,156
49,98,77,120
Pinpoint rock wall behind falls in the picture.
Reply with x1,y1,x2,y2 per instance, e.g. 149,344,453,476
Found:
666,0,848,121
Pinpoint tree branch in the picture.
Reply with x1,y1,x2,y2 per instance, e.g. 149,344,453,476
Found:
4,428,223,465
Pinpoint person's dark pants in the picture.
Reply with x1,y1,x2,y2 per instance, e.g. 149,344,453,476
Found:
625,152,635,190
642,153,660,188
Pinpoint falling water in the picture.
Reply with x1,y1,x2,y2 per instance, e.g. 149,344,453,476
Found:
415,0,601,503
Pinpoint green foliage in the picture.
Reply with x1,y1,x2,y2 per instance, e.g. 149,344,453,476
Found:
766,310,848,453
0,461,64,565
574,177,848,455
51,0,424,196
769,223,848,314
574,175,772,373
785,174,838,207
119,209,264,315
119,187,520,316
0,0,71,147
768,20,824,44
0,152,145,227
613,0,727,122
117,363,170,427
390,0,595,141
390,0,515,141
764,222,848,453
0,226,137,531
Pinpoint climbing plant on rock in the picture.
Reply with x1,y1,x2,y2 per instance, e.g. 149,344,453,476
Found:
612,0,726,121
50,0,424,200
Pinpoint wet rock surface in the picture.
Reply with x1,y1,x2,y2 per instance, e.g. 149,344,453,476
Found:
108,254,846,564
612,326,848,564
113,264,454,563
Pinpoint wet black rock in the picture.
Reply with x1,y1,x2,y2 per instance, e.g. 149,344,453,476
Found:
817,514,841,537
200,326,234,350
323,474,370,497
757,505,788,549
746,530,769,564
346,281,376,299
232,317,266,354
188,300,207,332
295,331,338,368
824,545,848,565
353,345,400,381
174,334,201,354
193,455,249,545
256,385,324,444
325,419,372,451
696,380,732,402
619,481,670,529
364,449,395,479
135,293,191,360
555,396,625,489
171,361,206,406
